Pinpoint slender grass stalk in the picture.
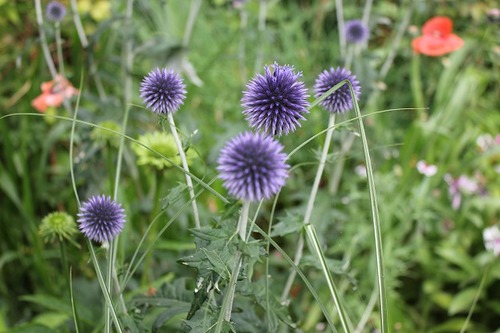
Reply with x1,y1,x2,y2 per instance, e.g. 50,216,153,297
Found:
361,0,373,25
183,0,202,47
215,201,251,333
354,283,378,333
54,22,65,77
86,240,124,333
411,53,425,112
69,267,81,333
459,263,491,333
304,224,351,333
70,0,89,48
238,6,248,82
329,132,356,194
166,113,201,228
349,81,388,333
105,0,135,328
335,0,346,58
34,0,58,79
281,115,336,301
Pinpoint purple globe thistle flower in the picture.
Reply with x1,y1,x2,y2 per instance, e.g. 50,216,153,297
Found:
217,132,289,202
314,67,361,114
345,19,370,44
46,1,67,22
242,63,310,136
140,68,187,115
77,195,126,243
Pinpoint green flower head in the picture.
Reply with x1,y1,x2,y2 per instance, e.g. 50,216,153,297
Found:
39,212,78,243
132,131,196,170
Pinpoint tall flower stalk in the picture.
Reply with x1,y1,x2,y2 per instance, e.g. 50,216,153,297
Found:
215,132,289,332
281,68,361,332
140,68,200,228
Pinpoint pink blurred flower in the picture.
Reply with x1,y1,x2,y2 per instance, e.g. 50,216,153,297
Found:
32,75,78,112
416,160,438,177
444,174,479,210
483,225,500,256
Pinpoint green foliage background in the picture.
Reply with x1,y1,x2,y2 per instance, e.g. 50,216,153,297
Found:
0,0,499,332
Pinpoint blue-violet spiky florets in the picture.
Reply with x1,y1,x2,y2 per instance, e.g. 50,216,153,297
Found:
77,195,126,243
217,132,289,202
46,1,67,22
314,67,361,114
345,19,370,44
242,63,309,136
140,68,186,115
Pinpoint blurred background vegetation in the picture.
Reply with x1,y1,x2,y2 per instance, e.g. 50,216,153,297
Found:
0,0,499,332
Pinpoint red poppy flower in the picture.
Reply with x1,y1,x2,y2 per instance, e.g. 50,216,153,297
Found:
32,75,78,112
412,16,464,56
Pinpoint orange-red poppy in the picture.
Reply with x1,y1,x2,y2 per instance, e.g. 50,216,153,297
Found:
32,75,79,112
412,16,464,56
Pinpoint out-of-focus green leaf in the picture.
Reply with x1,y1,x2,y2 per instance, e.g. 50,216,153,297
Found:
448,288,477,315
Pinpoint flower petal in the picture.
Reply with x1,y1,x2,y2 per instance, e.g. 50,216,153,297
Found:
422,16,453,36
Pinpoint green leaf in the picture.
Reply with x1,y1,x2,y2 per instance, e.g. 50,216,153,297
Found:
8,324,53,333
152,304,190,333
270,212,303,237
448,288,477,315
33,312,70,329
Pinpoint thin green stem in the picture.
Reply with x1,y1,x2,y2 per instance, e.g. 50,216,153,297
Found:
69,267,81,333
349,82,387,333
281,114,336,301
254,0,267,72
459,263,491,333
86,240,124,333
215,201,251,333
305,225,351,333
34,0,58,78
329,132,355,195
167,113,201,228
70,0,89,48
182,0,202,48
335,0,346,59
55,22,65,77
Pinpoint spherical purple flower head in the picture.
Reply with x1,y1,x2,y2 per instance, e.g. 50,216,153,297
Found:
217,132,289,202
242,63,310,136
345,20,370,44
77,195,126,243
140,68,187,115
314,67,361,114
46,1,67,22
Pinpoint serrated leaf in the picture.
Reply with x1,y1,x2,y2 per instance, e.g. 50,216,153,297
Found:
161,183,187,210
270,212,303,237
448,288,477,315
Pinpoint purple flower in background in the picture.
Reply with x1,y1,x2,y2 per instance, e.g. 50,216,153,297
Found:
314,67,361,113
217,132,289,202
444,174,479,210
46,1,67,22
345,19,370,44
140,68,186,115
242,63,309,136
77,195,126,243
483,225,500,256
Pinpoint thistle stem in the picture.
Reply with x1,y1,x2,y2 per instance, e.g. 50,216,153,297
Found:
335,0,346,59
54,22,65,77
69,0,89,48
215,201,251,333
167,113,201,228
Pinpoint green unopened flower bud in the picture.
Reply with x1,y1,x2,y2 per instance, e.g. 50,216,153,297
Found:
39,212,78,243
